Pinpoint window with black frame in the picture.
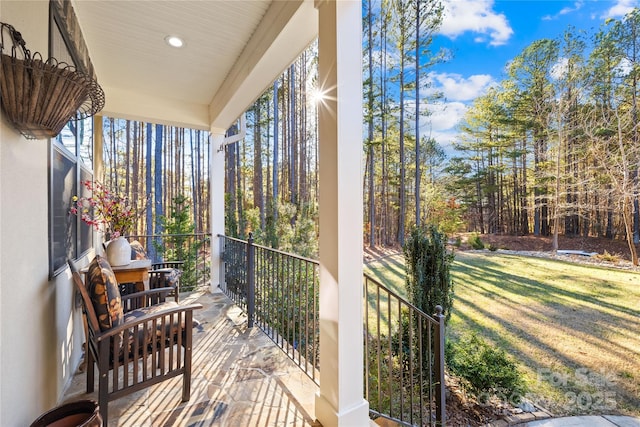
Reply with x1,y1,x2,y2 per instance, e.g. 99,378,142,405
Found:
49,6,94,277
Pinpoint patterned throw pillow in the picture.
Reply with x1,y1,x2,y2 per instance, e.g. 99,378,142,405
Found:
87,255,124,331
158,268,182,287
130,240,148,260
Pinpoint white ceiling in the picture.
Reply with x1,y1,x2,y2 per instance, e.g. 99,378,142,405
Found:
72,0,317,131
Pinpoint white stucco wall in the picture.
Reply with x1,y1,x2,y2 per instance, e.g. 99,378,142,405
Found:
0,1,86,425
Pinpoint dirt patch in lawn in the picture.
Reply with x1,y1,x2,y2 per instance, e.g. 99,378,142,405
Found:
457,233,634,259
365,234,636,264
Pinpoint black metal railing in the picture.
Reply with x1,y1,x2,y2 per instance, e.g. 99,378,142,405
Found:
128,233,211,291
219,234,320,385
364,273,445,427
219,235,251,315
218,235,445,424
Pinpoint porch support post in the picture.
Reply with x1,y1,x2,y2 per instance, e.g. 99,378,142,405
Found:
210,128,226,292
314,1,369,426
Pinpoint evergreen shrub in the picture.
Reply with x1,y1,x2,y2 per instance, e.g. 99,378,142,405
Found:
445,333,527,401
403,224,455,323
157,195,208,291
469,233,485,250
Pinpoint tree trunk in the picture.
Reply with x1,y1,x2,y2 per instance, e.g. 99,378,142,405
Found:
367,0,375,247
154,124,164,245
273,79,279,225
254,102,265,228
145,123,153,250
414,0,421,228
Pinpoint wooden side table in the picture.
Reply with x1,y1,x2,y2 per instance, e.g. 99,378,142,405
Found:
82,258,152,292
111,259,152,291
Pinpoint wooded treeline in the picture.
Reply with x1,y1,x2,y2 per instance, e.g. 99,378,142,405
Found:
225,43,319,258
448,10,640,264
101,118,211,237
227,0,455,255
363,0,456,248
99,3,640,265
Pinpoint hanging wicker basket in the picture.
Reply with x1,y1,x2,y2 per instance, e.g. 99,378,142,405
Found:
0,22,104,140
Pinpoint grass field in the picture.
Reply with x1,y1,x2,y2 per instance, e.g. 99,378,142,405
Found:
364,250,640,417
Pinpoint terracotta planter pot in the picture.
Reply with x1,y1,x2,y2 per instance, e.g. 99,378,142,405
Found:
30,400,101,427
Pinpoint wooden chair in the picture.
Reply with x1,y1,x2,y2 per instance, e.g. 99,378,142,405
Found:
148,264,183,302
130,240,184,302
69,258,202,425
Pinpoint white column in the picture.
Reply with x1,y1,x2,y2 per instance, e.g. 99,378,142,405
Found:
210,129,226,292
314,1,368,426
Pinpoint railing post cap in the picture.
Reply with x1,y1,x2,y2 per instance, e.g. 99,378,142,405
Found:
435,305,443,315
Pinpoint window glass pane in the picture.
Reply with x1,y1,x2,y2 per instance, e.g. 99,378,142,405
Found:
79,117,93,168
51,147,77,272
51,20,74,66
79,168,93,254
55,121,77,155
49,5,95,277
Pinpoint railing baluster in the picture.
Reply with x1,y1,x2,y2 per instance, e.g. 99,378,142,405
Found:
364,277,370,405
409,310,414,426
429,316,434,426
247,233,255,328
434,305,446,427
219,234,226,290
296,258,302,365
398,298,404,419
308,262,312,372
376,282,382,416
277,253,283,348
286,255,292,355
418,316,424,425
312,261,318,383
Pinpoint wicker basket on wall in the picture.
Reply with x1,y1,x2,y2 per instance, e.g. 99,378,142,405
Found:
0,21,104,140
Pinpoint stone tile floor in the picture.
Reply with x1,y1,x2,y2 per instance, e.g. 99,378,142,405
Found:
61,289,320,426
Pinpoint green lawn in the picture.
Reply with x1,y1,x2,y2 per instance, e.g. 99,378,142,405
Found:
365,250,640,417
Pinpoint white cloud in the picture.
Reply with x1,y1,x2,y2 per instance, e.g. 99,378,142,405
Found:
430,129,459,158
559,1,584,16
428,102,468,131
615,57,633,77
427,72,496,102
420,73,497,155
550,58,569,80
439,0,513,46
542,1,584,21
604,0,639,18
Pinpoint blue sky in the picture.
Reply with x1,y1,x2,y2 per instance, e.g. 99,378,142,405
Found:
426,0,640,154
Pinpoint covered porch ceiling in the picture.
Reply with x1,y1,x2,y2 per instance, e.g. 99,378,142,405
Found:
71,0,318,132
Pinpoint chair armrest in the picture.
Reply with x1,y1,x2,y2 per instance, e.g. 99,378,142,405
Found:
120,288,174,301
148,269,181,302
121,287,175,311
94,303,203,342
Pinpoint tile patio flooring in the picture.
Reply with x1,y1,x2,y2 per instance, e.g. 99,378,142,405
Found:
60,289,321,426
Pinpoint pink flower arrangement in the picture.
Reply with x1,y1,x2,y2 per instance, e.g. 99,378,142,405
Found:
70,180,137,238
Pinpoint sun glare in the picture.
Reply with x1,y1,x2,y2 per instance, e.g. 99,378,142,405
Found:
309,87,327,105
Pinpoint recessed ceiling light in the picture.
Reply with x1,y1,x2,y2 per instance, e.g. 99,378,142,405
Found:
165,35,184,48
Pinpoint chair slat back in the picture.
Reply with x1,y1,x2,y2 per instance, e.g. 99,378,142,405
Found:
68,260,101,333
